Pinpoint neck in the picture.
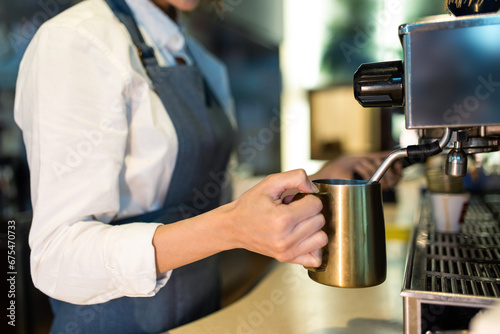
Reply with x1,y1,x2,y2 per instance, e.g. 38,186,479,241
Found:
151,1,178,21
166,6,178,21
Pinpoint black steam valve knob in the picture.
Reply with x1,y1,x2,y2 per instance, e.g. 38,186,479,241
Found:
446,0,500,16
353,60,404,108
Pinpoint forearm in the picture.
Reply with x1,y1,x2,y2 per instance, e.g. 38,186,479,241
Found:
153,170,328,273
153,202,236,274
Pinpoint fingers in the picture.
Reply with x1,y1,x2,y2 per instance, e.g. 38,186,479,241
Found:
352,155,402,189
371,152,403,188
282,194,296,204
269,200,326,266
353,158,380,180
284,194,323,226
289,217,327,267
380,161,403,189
288,245,324,268
275,228,328,267
260,169,319,200
233,170,329,268
289,214,327,264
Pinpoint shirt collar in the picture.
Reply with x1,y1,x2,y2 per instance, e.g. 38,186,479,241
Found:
124,0,185,53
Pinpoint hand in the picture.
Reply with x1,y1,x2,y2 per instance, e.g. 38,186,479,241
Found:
223,169,328,267
310,152,403,190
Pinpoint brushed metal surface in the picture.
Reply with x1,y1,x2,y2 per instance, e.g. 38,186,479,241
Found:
303,179,387,288
400,14,500,129
401,194,500,333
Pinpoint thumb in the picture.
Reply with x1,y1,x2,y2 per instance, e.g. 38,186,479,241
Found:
263,169,319,200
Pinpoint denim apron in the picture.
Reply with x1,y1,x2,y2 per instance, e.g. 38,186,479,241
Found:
49,0,235,332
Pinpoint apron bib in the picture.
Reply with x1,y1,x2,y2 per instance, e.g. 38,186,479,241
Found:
49,0,235,332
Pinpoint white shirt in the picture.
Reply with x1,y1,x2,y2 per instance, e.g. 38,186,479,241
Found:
125,0,191,67
14,0,233,305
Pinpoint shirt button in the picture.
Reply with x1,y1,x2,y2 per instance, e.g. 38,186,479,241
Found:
169,35,182,48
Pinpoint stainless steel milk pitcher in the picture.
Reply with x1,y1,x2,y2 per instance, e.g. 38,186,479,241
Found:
294,179,386,288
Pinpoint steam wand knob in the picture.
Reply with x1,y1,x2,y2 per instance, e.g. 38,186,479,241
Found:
353,61,404,108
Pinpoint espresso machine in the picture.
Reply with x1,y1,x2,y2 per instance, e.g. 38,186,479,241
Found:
353,1,500,333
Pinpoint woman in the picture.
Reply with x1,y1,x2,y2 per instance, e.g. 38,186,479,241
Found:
14,0,400,332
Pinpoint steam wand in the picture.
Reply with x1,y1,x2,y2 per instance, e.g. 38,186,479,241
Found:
368,128,452,184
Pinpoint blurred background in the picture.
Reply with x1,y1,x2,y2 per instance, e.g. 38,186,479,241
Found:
0,0,457,333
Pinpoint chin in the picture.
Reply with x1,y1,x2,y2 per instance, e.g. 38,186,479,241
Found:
171,0,201,11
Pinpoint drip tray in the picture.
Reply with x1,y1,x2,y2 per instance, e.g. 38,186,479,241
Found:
401,194,500,334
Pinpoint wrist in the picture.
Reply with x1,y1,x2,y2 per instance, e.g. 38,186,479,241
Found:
204,200,241,252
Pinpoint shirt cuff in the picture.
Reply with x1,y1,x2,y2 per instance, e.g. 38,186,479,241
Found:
103,222,171,300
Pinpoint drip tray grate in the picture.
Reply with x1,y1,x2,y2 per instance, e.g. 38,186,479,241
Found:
422,196,500,298
402,194,500,333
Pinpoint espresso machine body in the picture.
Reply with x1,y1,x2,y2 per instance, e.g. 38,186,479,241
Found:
354,9,500,334
401,14,500,130
355,13,500,157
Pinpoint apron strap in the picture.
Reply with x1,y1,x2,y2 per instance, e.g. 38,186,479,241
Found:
104,0,158,66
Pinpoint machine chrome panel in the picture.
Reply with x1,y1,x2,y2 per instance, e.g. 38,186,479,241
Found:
400,14,500,129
